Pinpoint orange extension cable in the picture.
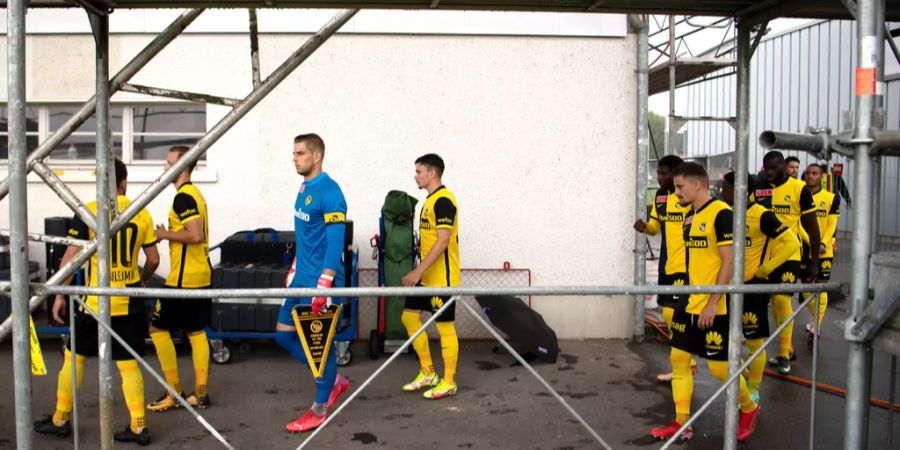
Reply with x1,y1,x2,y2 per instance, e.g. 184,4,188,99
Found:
644,312,900,412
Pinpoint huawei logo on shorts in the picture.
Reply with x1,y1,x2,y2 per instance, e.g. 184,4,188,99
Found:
706,331,723,347
742,312,758,325
781,272,796,283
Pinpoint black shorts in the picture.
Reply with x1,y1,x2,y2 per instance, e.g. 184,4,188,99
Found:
767,260,802,285
69,310,147,360
658,272,688,308
742,280,770,339
404,287,455,323
669,306,730,361
818,258,833,281
150,286,212,332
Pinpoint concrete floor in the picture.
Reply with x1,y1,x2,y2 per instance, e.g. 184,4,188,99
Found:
2,238,900,449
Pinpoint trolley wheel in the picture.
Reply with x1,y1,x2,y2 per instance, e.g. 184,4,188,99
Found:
337,347,352,366
369,329,380,360
211,343,231,365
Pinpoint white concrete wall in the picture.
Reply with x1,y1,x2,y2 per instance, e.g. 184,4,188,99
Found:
0,31,637,338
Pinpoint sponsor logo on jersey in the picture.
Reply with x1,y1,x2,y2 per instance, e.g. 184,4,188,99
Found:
685,237,708,248
662,213,684,222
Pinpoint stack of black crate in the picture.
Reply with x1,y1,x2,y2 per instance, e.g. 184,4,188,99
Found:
211,228,296,332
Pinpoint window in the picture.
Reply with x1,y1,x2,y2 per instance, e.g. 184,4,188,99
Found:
48,106,124,160
132,105,206,161
0,106,40,159
1,103,206,166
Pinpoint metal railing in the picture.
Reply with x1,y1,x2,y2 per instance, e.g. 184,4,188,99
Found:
16,281,838,449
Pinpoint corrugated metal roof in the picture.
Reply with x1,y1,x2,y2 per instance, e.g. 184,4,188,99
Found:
12,0,900,22
648,57,735,96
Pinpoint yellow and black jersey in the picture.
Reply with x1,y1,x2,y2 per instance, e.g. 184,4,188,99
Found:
753,177,815,238
813,189,840,258
647,188,690,275
683,199,733,316
67,195,157,316
419,185,460,287
743,203,798,281
165,182,211,288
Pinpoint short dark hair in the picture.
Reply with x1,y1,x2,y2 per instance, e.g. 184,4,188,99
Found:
294,133,325,156
785,156,801,165
169,145,197,172
723,171,754,196
657,155,684,171
763,150,785,164
415,153,445,177
114,158,127,186
807,163,824,172
670,161,707,181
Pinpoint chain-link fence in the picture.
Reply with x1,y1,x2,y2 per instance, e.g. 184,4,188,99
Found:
357,265,531,339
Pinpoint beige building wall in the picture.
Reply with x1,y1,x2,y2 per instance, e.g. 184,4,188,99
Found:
0,30,637,338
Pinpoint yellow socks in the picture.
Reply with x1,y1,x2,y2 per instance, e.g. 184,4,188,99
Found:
707,359,757,413
188,331,210,396
54,350,85,426
150,331,182,393
745,338,766,393
670,348,693,424
436,322,458,385
117,360,146,433
401,310,434,374
805,292,828,329
772,294,794,357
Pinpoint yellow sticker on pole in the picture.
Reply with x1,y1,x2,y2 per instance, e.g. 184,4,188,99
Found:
30,316,47,376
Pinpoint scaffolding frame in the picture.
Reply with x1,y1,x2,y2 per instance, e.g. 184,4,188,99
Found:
1,1,893,449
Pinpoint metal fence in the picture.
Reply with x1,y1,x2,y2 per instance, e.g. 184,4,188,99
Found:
1,2,894,450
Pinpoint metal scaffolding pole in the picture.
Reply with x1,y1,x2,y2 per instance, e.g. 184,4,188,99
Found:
0,8,204,202
845,0,878,447
249,8,261,88
629,14,649,342
0,8,353,344
87,9,117,448
109,8,360,236
871,0,885,254
723,21,752,449
7,1,32,448
667,15,676,155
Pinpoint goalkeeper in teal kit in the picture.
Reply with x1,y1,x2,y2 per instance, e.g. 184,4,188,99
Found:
275,133,350,433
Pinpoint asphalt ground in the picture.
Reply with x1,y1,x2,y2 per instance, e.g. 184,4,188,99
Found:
2,237,899,449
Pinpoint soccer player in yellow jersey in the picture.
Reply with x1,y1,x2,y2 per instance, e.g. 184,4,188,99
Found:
721,171,801,404
35,159,160,445
756,151,820,374
803,163,840,337
649,163,759,443
400,153,460,400
633,155,697,382
147,146,214,412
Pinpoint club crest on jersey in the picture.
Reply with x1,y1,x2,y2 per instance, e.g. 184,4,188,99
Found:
783,194,792,202
699,223,707,232
305,195,312,206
